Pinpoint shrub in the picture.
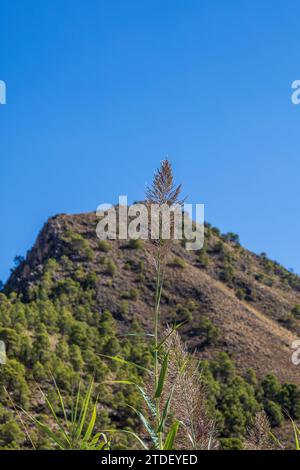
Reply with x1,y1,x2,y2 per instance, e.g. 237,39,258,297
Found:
220,437,244,450
187,300,197,311
254,273,264,282
197,316,219,346
0,409,23,449
176,306,193,323
235,284,255,302
198,249,209,268
264,400,284,427
222,249,235,264
62,231,93,260
169,257,186,269
98,240,111,252
280,313,297,331
119,300,129,317
292,304,300,319
69,344,84,372
0,359,30,409
13,255,25,268
83,271,98,289
122,288,139,301
279,383,300,419
105,259,117,277
127,239,144,250
211,226,221,236
219,265,235,284
32,361,48,382
235,288,246,300
261,374,282,402
124,259,144,273
222,232,240,245
212,241,224,253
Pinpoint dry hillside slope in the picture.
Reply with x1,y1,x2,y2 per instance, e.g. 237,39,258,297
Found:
6,211,300,385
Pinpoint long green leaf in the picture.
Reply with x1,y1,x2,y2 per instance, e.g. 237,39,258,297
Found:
72,381,81,425
104,380,157,419
292,420,300,450
102,429,148,450
156,322,186,351
157,384,176,433
163,421,180,450
127,405,160,449
155,352,169,398
89,432,108,450
52,375,68,424
99,354,151,373
83,403,97,443
39,389,71,447
137,385,157,419
76,379,94,442
119,333,154,338
269,431,284,450
22,410,67,450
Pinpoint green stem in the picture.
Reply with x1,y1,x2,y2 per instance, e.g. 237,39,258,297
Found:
154,245,164,449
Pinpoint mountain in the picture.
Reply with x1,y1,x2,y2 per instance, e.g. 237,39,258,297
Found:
1,211,300,449
6,212,300,382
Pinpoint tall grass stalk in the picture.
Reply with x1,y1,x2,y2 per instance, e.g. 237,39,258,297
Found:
105,160,184,450
147,160,183,449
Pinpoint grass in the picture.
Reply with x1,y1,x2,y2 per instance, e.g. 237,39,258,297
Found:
23,378,109,450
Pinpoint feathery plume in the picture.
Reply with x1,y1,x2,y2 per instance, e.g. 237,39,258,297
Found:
146,159,183,207
244,410,273,450
163,328,219,450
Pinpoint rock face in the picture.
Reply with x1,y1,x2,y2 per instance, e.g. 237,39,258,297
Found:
6,216,64,293
6,211,300,384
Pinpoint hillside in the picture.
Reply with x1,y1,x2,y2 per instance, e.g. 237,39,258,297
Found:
6,212,300,382
1,210,300,449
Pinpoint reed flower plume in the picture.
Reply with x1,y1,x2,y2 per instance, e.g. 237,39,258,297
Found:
145,159,184,266
97,161,187,450
244,410,273,450
146,159,183,207
145,160,184,447
161,328,218,450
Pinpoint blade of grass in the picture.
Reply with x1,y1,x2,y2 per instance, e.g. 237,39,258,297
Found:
99,354,151,373
39,388,71,447
292,420,300,450
154,352,169,398
163,420,180,450
83,403,97,443
72,381,81,426
52,375,68,424
157,384,176,433
119,333,154,338
75,379,94,442
102,429,148,450
22,410,67,450
155,322,186,351
127,404,160,449
104,380,157,419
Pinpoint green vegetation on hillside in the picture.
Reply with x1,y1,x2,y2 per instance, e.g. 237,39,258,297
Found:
1,163,300,449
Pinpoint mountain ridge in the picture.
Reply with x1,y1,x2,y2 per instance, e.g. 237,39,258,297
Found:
6,211,300,384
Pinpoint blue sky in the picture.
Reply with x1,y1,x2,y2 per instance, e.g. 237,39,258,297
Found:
0,0,300,282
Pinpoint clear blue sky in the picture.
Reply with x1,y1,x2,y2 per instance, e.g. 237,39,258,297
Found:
1,0,300,282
